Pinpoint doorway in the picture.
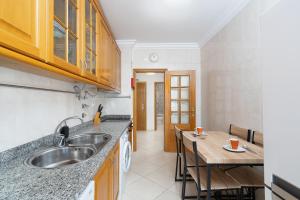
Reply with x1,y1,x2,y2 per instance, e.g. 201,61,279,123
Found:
133,69,166,151
133,69,196,152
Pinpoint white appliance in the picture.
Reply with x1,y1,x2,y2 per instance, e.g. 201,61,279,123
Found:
119,128,132,199
77,181,94,200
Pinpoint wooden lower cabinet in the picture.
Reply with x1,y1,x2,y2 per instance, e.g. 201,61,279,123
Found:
94,143,119,200
112,144,120,200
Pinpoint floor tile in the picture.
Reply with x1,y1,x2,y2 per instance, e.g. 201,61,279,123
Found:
122,123,197,200
154,190,181,200
168,181,197,196
124,170,142,187
145,165,175,189
130,159,162,176
125,177,166,200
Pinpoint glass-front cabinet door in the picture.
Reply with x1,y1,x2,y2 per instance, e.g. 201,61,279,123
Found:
47,0,81,75
81,0,98,81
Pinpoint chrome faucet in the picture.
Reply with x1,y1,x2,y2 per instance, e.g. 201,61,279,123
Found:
53,116,84,147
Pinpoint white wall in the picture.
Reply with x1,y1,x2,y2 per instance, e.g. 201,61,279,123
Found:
101,42,201,127
132,45,202,126
201,0,262,132
96,41,134,116
0,65,101,152
201,0,300,198
136,73,164,130
261,0,300,192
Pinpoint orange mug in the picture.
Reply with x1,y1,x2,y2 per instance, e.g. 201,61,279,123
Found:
230,138,239,150
196,127,203,135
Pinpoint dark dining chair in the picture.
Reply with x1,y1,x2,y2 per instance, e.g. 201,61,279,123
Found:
181,132,241,200
174,126,194,182
252,131,263,147
226,130,264,200
229,124,251,142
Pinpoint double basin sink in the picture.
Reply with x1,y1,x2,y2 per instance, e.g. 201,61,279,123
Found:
25,133,112,169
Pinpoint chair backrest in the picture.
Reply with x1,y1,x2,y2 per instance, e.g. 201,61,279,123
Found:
252,131,263,147
182,133,201,189
229,124,251,142
174,126,182,154
175,126,182,140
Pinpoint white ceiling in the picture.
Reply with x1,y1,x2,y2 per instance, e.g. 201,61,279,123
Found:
99,0,249,45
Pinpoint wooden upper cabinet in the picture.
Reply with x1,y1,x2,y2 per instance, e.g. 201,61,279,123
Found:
0,0,121,91
111,43,121,91
98,20,113,87
0,0,46,60
47,0,81,75
81,0,99,81
116,47,121,91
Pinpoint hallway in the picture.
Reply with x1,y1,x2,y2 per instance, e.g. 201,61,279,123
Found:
122,123,197,200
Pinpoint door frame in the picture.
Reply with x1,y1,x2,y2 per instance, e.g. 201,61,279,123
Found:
136,81,147,131
154,82,164,131
133,68,167,151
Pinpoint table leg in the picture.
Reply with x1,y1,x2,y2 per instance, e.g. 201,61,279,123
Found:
207,164,211,200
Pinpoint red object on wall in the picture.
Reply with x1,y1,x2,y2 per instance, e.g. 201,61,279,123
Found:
131,78,135,89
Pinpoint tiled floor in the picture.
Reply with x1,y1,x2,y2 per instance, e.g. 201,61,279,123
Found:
122,123,197,200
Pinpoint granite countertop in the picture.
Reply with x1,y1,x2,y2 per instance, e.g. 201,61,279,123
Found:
0,119,131,200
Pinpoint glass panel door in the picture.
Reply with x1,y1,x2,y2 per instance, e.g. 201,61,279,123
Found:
165,71,196,152
170,75,191,125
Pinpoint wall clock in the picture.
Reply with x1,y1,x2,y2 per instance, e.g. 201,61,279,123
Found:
149,53,159,63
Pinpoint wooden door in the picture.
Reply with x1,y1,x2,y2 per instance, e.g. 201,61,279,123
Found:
0,0,46,60
136,82,147,130
47,0,81,75
165,71,196,152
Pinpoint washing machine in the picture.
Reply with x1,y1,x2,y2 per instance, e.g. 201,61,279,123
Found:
119,127,132,199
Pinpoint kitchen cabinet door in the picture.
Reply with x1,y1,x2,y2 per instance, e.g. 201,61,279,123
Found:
94,158,112,200
115,47,121,91
112,44,121,92
112,144,120,200
47,0,81,75
81,0,98,81
0,0,46,60
98,20,113,87
94,143,119,200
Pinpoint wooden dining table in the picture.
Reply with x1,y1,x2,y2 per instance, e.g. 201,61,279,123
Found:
183,131,264,200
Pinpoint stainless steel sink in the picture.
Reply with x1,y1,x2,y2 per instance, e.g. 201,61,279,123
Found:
67,133,112,151
25,146,96,169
